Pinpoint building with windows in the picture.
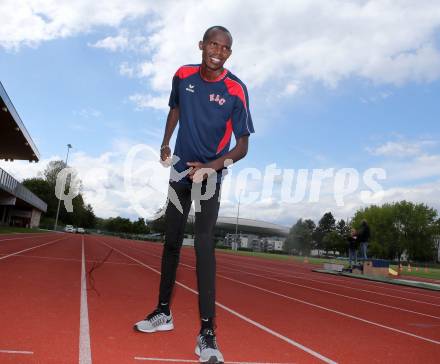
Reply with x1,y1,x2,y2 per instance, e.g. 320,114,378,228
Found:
224,233,259,249
0,82,47,227
219,217,288,252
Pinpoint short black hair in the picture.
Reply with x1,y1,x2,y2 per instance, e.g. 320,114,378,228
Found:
203,26,233,43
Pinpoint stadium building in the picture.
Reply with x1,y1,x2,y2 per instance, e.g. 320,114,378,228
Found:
0,82,47,227
183,215,289,251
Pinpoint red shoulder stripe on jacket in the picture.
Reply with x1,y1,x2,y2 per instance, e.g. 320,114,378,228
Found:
175,66,200,79
224,77,247,108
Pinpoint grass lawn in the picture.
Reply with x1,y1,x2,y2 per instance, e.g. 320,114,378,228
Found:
217,249,338,265
0,227,47,234
390,265,440,281
217,249,292,261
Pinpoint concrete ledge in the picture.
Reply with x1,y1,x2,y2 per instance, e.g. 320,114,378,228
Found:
312,268,440,291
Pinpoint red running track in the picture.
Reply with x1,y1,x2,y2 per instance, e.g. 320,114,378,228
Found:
0,233,439,363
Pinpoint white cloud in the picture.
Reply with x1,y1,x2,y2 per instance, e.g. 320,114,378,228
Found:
360,90,392,104
283,83,299,96
363,138,440,185
75,108,102,119
2,1,440,102
218,166,440,225
0,141,170,219
119,62,135,77
234,179,440,226
0,0,155,50
367,139,437,158
368,141,423,158
2,141,439,224
90,34,129,52
129,93,169,111
90,29,149,52
382,153,440,183
0,158,55,181
125,0,440,97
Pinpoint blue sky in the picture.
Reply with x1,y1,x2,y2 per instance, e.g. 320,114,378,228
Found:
1,1,440,225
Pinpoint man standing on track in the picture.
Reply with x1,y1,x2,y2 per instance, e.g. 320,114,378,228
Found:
134,26,254,363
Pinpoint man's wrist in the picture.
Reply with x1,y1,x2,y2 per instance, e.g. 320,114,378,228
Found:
208,160,222,172
160,145,169,151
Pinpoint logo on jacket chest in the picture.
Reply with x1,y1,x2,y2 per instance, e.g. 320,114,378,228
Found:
209,94,226,106
185,84,195,93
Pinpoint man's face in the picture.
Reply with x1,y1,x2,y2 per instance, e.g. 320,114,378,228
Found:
199,30,232,71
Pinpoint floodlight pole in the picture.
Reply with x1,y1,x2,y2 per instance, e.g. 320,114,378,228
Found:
54,144,72,231
234,190,242,251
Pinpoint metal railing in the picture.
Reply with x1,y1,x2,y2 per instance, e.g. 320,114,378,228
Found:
0,167,47,212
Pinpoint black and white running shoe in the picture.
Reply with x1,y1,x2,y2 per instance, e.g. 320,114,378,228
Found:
134,308,173,333
195,328,224,363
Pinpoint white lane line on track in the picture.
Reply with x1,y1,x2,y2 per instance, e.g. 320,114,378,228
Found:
0,237,68,261
113,241,440,302
134,357,294,363
121,245,440,345
144,243,440,302
0,254,139,266
96,239,337,364
0,234,53,242
122,245,440,320
0,349,33,354
216,273,440,345
214,259,440,307
211,251,440,300
79,236,92,364
217,266,440,320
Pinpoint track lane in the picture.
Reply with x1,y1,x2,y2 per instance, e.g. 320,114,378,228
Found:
125,240,440,317
213,251,440,301
129,240,440,302
0,234,82,364
112,238,440,363
87,235,336,364
213,258,440,314
0,234,66,257
0,232,56,241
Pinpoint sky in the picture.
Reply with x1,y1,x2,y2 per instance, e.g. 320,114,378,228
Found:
1,0,440,227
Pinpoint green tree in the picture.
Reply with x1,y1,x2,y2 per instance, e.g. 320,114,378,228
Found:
353,201,438,262
313,212,336,254
148,208,167,234
23,160,96,229
285,218,316,255
334,219,351,255
132,217,150,234
322,231,343,255
106,217,133,233
44,160,67,186
22,177,58,217
336,219,350,237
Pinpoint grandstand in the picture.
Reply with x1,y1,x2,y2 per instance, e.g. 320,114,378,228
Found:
0,81,47,227
215,216,289,237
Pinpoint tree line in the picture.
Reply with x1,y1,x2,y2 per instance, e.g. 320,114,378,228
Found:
24,160,151,234
95,216,150,235
23,160,95,229
24,160,440,261
285,201,440,262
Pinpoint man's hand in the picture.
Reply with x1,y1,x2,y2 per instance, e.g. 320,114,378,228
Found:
160,145,172,167
160,107,179,167
160,145,171,161
187,161,216,183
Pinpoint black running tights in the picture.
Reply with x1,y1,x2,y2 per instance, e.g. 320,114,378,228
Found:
158,181,221,318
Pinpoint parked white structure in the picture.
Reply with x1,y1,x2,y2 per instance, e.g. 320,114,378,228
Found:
224,233,258,249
